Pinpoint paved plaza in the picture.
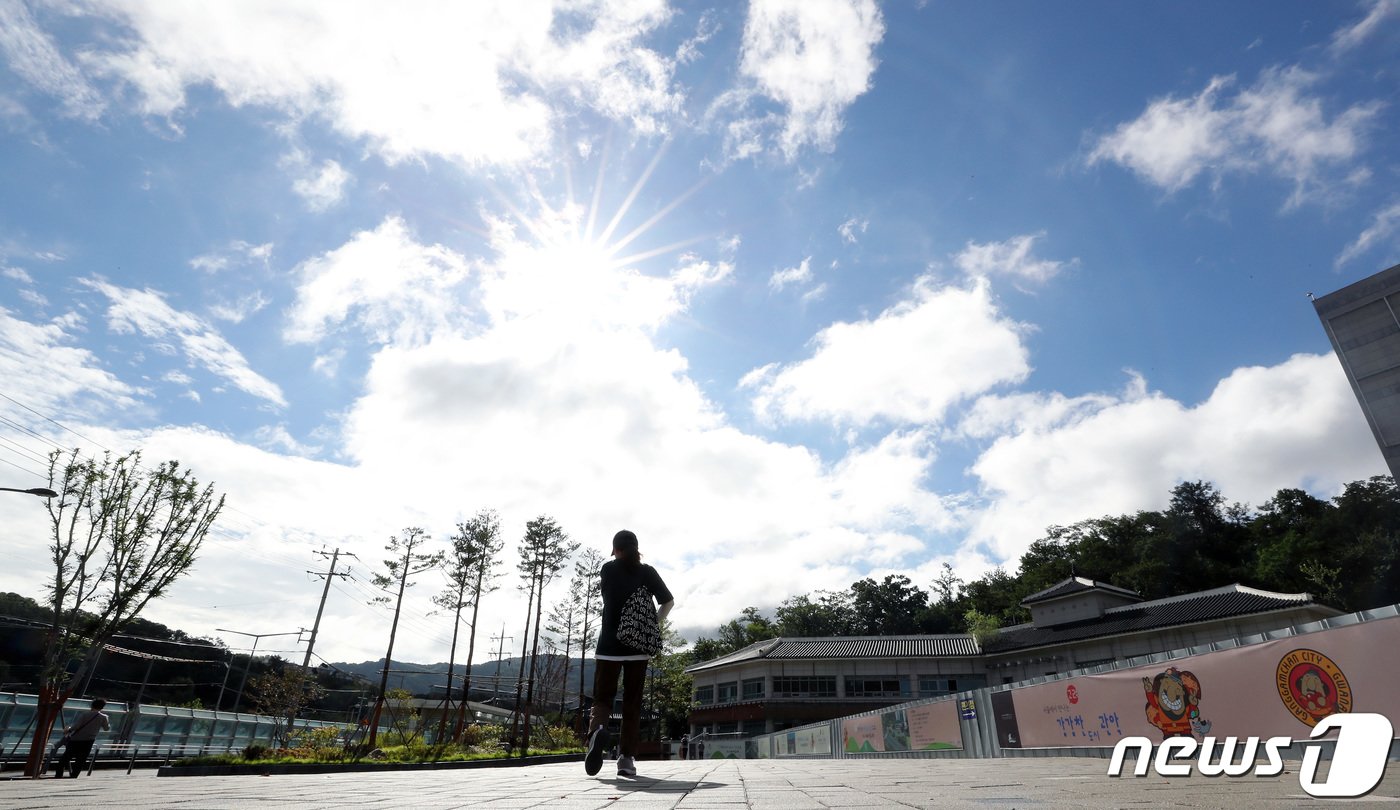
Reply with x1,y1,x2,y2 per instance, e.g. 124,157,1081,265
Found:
3,757,1399,809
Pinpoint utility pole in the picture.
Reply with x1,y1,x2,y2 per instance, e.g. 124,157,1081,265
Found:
287,548,353,736
490,625,513,691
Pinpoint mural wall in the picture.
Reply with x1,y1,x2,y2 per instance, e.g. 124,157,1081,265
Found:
840,699,963,753
992,616,1397,749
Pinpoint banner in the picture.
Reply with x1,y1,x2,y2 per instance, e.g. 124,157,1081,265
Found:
780,724,833,756
1003,616,1400,748
841,715,884,753
908,701,963,750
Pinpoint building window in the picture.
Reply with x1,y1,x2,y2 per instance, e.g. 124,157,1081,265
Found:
717,681,739,703
845,677,906,698
694,685,714,705
917,677,956,697
742,678,765,700
770,676,837,698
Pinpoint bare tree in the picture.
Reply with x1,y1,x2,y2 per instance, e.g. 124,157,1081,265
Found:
545,586,580,715
433,509,503,741
514,516,577,757
573,547,604,734
248,666,327,747
366,527,441,748
24,449,223,777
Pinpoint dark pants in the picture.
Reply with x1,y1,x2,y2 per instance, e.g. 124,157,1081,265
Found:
589,659,647,757
54,738,95,777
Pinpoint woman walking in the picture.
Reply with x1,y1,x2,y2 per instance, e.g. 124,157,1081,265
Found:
585,530,673,777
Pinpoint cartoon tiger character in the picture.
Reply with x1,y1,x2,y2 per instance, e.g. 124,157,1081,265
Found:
1143,667,1211,740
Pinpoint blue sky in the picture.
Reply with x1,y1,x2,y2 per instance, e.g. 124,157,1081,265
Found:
0,0,1397,664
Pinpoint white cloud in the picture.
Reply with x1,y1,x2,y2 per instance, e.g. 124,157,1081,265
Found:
254,424,320,457
85,279,287,407
3,266,35,284
1335,201,1400,268
285,216,473,346
838,217,868,244
0,2,104,120
676,10,720,65
190,240,273,274
955,232,1068,285
769,256,812,291
1090,68,1381,207
66,1,681,167
732,0,885,160
800,282,828,304
292,159,351,211
961,353,1383,562
0,307,141,416
1331,0,1400,53
746,276,1032,426
208,291,270,324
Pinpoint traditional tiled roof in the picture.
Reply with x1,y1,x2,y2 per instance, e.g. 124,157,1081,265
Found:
1020,576,1142,605
985,584,1327,654
684,584,1337,673
685,635,978,673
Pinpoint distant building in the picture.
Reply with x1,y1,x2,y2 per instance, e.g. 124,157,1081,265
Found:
685,578,1339,739
1314,262,1400,480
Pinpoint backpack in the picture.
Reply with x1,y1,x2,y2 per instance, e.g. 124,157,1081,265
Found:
616,585,662,655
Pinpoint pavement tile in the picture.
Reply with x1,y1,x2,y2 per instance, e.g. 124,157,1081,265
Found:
4,756,1400,808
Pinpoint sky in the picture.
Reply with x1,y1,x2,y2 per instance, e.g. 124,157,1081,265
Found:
0,0,1398,669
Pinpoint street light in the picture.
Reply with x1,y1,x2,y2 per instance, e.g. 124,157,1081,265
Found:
216,628,303,712
0,487,57,497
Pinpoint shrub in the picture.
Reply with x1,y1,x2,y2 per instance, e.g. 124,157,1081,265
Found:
531,723,581,752
241,744,269,761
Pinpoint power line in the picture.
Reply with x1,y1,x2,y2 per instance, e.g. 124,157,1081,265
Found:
0,390,106,450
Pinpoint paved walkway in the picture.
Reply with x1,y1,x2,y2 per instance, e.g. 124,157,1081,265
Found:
3,757,1399,808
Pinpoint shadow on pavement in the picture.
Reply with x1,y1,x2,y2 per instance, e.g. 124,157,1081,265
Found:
594,776,729,793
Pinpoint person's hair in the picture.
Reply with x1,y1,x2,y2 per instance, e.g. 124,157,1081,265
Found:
612,530,641,569
91,699,106,710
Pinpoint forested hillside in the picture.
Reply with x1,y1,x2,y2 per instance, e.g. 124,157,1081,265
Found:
689,477,1400,662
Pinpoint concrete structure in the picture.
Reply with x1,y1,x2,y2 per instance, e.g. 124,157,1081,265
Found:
1314,261,1400,479
686,578,1339,739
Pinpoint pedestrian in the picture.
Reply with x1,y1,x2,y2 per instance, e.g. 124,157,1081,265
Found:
585,530,674,778
680,732,688,760
53,698,110,778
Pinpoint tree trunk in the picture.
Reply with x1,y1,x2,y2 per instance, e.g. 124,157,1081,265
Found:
452,563,485,740
509,573,536,754
435,580,466,744
368,546,412,749
521,568,546,756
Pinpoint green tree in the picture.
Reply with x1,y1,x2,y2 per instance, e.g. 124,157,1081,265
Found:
849,574,929,635
964,608,1001,647
25,448,224,777
961,567,1030,625
367,527,441,748
435,510,503,740
647,620,693,739
775,590,854,636
249,666,328,747
571,547,605,733
514,516,578,757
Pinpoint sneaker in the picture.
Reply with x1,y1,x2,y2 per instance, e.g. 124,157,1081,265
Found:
617,754,636,777
584,726,609,776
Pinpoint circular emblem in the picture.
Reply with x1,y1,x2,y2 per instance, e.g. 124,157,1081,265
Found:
1276,648,1352,727
1066,685,1079,705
